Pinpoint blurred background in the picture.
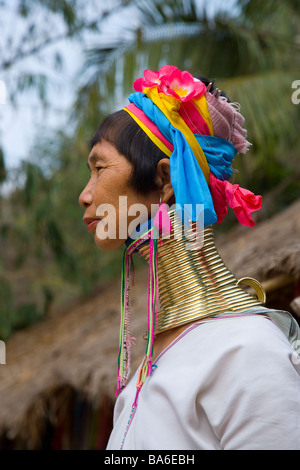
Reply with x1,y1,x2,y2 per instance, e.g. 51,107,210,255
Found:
0,0,299,450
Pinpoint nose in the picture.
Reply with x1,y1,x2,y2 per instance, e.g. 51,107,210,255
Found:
79,180,93,208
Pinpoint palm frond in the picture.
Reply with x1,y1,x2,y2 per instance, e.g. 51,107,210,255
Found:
73,0,300,191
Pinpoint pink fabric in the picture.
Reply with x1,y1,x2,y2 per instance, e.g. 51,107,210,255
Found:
210,173,262,227
125,103,174,152
209,174,229,223
179,101,211,136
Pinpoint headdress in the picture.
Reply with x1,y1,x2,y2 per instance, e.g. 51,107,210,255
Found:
124,65,262,226
116,65,262,399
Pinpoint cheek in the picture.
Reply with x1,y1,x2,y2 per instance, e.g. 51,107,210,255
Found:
92,177,115,209
93,166,158,244
93,170,131,206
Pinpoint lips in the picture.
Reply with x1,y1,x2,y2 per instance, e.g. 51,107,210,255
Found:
83,217,101,232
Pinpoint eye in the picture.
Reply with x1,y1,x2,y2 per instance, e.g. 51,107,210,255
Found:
96,166,103,172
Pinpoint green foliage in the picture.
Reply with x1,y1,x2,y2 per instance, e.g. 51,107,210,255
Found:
1,0,300,338
76,0,300,198
0,126,125,338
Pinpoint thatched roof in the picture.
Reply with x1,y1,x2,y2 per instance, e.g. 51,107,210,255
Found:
216,198,300,282
215,198,300,313
0,199,299,446
0,268,149,444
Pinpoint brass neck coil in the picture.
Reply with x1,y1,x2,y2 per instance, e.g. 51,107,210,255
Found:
135,211,265,334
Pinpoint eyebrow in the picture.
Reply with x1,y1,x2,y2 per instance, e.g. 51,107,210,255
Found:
87,153,105,170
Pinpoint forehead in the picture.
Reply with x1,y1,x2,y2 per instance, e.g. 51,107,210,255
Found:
88,140,118,164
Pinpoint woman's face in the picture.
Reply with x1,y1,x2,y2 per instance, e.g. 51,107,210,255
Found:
79,140,159,250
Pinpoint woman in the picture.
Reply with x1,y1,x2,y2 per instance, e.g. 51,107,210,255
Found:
79,65,300,450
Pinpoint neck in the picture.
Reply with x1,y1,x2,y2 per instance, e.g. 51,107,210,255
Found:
132,210,264,334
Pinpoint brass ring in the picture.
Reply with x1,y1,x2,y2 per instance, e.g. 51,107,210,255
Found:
236,277,266,304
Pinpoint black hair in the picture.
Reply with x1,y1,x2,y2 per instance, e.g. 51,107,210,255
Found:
196,75,231,102
90,75,229,194
90,109,165,194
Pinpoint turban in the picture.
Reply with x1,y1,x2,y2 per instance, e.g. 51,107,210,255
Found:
123,65,262,227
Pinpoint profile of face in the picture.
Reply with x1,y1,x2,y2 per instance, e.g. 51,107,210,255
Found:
79,140,173,250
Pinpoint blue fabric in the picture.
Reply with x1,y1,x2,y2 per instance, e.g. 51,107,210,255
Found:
128,92,236,226
195,134,237,181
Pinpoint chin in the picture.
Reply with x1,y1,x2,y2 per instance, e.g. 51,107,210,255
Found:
94,235,124,251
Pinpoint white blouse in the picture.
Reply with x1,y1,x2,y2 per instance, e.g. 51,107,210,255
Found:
107,312,300,450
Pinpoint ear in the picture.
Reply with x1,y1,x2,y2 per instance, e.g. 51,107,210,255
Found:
155,158,174,204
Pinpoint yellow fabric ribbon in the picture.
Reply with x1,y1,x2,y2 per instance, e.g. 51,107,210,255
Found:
193,94,214,136
124,107,172,157
143,87,210,183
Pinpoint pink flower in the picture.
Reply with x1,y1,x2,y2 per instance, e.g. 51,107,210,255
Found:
133,65,205,102
133,65,178,92
210,173,262,226
133,70,160,92
160,69,206,102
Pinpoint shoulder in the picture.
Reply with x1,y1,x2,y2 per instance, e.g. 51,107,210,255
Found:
156,314,300,450
170,314,299,381
181,313,292,356
157,313,300,386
